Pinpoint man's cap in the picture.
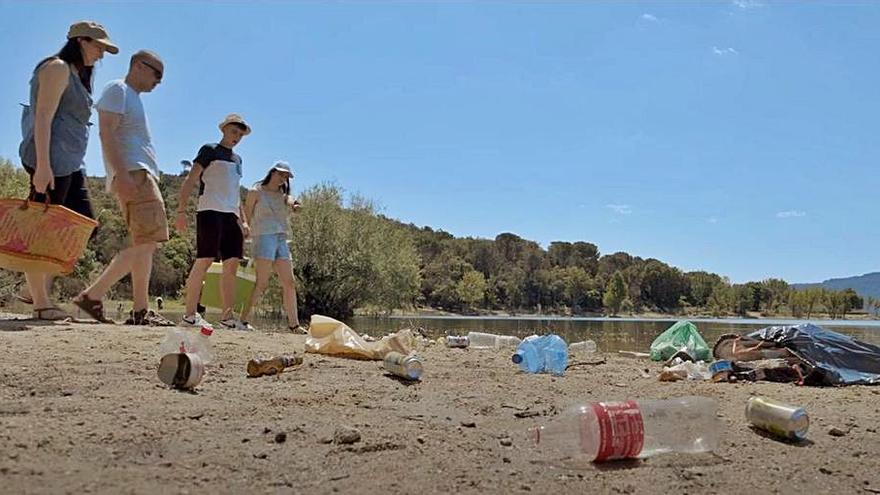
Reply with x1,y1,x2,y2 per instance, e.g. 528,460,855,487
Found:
272,161,292,175
218,113,251,135
67,21,119,54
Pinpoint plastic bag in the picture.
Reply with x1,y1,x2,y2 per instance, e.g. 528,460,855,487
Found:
305,314,413,360
659,358,711,381
649,320,711,362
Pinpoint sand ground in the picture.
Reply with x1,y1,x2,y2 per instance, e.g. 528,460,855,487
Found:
1,314,878,494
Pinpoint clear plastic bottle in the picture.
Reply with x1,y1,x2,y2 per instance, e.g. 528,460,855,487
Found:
187,327,213,364
531,396,720,463
159,327,213,364
467,331,499,349
467,332,522,350
159,329,192,356
569,340,598,355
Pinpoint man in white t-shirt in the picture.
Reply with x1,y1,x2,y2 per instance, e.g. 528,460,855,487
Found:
74,50,171,325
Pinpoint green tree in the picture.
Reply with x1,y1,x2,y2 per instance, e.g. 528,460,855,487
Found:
603,271,626,316
708,284,730,317
686,271,726,307
730,285,754,316
456,269,487,310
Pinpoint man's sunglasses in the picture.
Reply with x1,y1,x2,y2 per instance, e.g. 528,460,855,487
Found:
141,60,163,81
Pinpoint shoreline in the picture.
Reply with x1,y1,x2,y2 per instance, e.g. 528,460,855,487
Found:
0,314,877,494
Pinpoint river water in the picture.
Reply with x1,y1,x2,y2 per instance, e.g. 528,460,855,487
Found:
345,315,880,353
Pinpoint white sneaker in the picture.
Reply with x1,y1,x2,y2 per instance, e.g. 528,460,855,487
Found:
219,316,252,331
181,313,212,328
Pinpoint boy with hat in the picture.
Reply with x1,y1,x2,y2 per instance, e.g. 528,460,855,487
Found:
175,114,251,329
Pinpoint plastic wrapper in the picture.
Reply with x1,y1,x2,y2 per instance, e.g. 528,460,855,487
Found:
305,314,413,360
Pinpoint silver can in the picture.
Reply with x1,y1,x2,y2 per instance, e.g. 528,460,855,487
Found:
745,396,809,441
445,335,469,348
383,352,424,380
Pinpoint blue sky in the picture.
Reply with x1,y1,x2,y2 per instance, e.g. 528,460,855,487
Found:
1,1,877,284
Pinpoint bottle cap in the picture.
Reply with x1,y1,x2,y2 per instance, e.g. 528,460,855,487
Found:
200,326,213,337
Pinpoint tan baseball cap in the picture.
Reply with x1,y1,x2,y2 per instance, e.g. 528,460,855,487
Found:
218,113,252,135
67,20,119,54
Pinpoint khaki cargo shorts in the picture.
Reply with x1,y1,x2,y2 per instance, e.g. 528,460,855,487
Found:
116,170,169,245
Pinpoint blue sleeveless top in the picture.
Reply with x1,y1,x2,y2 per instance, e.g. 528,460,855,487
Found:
19,58,93,177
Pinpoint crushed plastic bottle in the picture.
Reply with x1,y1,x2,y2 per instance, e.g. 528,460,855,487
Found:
531,396,720,463
159,329,192,356
569,340,597,355
159,327,213,364
512,334,568,376
658,358,710,381
512,335,542,373
467,332,522,350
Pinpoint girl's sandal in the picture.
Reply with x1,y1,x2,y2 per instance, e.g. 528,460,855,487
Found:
32,306,70,321
72,294,114,324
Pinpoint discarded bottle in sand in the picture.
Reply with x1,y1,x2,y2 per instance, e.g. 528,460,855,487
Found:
512,334,568,376
383,352,423,380
157,353,205,390
569,340,597,355
445,335,469,348
531,396,720,463
467,331,521,350
745,396,809,441
247,354,303,378
160,327,213,364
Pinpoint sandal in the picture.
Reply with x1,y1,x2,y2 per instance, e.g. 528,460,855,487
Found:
72,293,114,324
15,294,34,305
32,306,70,321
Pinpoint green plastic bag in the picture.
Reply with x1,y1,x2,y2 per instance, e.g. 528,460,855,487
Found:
649,320,711,362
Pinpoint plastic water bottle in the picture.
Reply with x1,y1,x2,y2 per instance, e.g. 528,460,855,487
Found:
187,327,213,364
467,332,522,350
569,340,597,355
541,335,568,375
512,335,542,373
159,327,213,364
159,329,192,356
531,396,720,463
512,335,568,375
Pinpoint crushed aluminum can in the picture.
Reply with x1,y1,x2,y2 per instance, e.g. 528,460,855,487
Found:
445,335,469,348
383,352,423,380
745,396,809,441
709,360,733,382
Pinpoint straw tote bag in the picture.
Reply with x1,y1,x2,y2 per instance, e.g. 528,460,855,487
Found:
0,196,98,275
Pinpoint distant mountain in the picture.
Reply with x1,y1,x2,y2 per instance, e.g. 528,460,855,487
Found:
793,272,880,300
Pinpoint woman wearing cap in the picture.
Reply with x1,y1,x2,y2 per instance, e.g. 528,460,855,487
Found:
18,20,118,320
238,161,303,332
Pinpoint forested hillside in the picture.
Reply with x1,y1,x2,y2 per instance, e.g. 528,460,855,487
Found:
0,158,870,319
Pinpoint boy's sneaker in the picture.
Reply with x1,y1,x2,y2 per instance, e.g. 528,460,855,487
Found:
182,313,212,328
219,316,252,331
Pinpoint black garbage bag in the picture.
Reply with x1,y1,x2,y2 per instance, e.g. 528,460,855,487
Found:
746,324,880,386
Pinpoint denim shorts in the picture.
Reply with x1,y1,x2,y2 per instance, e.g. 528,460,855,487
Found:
253,233,291,261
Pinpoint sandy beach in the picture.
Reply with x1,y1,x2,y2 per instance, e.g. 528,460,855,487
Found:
1,314,878,494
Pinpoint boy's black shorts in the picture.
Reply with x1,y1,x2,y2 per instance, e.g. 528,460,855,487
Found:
196,210,243,260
